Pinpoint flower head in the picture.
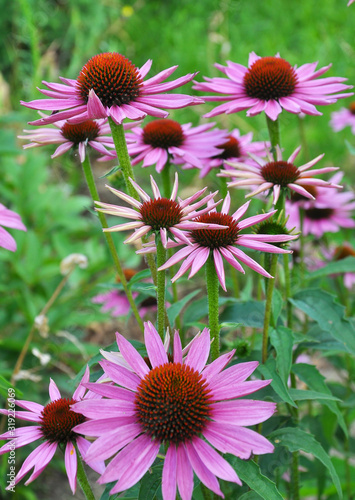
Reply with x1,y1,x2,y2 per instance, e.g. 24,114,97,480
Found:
193,52,353,121
95,173,227,248
330,102,355,134
220,146,340,205
124,119,227,173
0,203,27,252
18,117,136,162
196,128,270,178
71,322,275,499
0,368,104,493
286,172,355,238
21,53,201,126
158,193,297,291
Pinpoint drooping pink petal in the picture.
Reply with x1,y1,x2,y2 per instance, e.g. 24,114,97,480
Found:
65,442,77,494
162,445,178,500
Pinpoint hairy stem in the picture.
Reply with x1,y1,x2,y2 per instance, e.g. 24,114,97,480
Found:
75,444,97,500
81,154,143,330
156,236,167,340
206,254,220,361
266,115,280,159
261,254,278,364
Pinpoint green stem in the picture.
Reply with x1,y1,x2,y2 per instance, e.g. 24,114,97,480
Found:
108,117,138,201
161,162,172,199
284,253,293,329
289,374,300,500
261,254,278,364
81,154,144,331
206,254,220,361
75,444,97,500
265,115,281,160
297,115,309,161
156,236,167,340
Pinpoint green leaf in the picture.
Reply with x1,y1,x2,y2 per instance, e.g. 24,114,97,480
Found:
220,300,265,328
269,327,294,386
138,462,163,500
228,457,284,500
289,389,340,402
127,269,153,288
307,256,355,278
99,165,120,178
345,139,355,156
269,427,342,499
290,288,355,354
167,289,201,327
292,363,347,436
257,357,296,407
272,288,283,324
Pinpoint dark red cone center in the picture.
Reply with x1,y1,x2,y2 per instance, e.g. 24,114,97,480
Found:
135,362,212,444
140,198,183,230
40,398,85,444
261,160,300,186
215,136,242,159
61,120,100,144
77,53,143,107
191,212,239,248
143,119,185,149
244,57,298,101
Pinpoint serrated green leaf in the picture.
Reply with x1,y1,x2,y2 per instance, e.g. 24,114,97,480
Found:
257,357,296,407
269,327,293,386
291,363,347,436
290,288,355,354
138,462,163,500
167,289,201,327
269,427,342,499
228,457,284,500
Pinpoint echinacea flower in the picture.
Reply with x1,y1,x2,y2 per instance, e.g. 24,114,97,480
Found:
18,117,136,163
71,322,275,499
158,193,297,291
195,128,269,178
193,52,353,121
286,172,355,238
220,145,340,205
123,119,227,173
21,53,201,126
330,102,355,134
333,244,355,288
0,203,26,252
0,368,104,493
95,173,227,248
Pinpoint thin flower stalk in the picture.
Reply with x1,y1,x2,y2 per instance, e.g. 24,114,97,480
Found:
206,254,221,360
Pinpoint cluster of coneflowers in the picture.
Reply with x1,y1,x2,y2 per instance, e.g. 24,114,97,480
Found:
1,46,354,500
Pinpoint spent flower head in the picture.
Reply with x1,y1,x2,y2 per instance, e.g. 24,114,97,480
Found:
71,322,275,499
193,52,353,121
21,53,202,126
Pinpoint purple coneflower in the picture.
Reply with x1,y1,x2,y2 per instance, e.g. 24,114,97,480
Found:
220,146,340,205
195,128,269,178
193,52,353,121
18,117,137,162
0,203,26,252
95,173,227,248
158,193,297,291
71,322,275,499
123,119,227,173
286,172,355,238
21,53,201,126
330,102,355,134
0,368,104,493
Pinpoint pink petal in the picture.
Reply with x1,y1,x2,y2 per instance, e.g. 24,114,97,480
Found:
212,400,276,426
162,445,178,500
201,351,235,383
49,379,61,401
73,365,90,401
65,442,77,494
173,331,183,364
184,441,224,497
144,321,169,368
85,423,142,462
76,436,106,474
213,249,226,291
185,327,211,372
116,332,150,379
176,444,194,500
99,360,140,391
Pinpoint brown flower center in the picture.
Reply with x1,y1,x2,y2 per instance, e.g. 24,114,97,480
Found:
290,185,317,202
349,102,355,115
140,198,183,231
191,212,239,249
135,363,212,444
61,120,100,144
142,119,185,149
304,207,334,220
40,398,85,444
244,57,298,101
334,244,355,260
261,160,300,186
215,136,241,159
77,53,143,107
